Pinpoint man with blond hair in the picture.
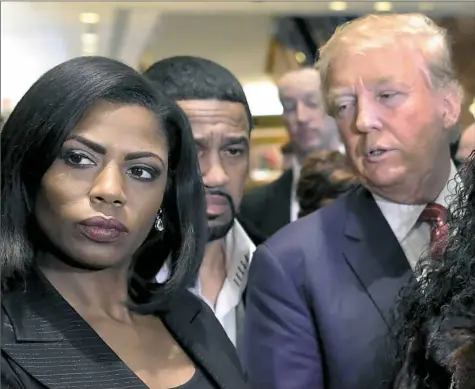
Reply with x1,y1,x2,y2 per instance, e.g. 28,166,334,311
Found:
244,14,462,388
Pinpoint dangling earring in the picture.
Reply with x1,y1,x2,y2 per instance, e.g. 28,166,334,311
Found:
155,209,164,232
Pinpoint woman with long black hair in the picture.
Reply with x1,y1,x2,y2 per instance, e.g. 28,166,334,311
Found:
393,152,475,389
1,56,248,389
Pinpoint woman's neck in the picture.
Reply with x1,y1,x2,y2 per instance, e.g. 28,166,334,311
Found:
37,251,134,323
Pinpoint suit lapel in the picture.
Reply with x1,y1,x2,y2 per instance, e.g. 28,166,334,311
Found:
234,298,246,359
2,270,145,389
161,293,246,389
342,187,412,329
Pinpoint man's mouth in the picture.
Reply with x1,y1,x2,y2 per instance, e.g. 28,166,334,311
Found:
206,195,232,217
206,194,229,207
204,190,235,221
207,203,229,216
366,147,394,161
368,148,387,157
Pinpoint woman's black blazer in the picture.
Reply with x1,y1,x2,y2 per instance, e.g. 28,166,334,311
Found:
1,270,249,389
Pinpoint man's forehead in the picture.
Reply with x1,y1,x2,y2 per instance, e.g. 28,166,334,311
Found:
328,46,428,88
278,69,321,91
193,131,249,145
177,99,249,128
178,99,243,116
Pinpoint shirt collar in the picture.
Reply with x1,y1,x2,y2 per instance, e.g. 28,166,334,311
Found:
155,220,256,300
373,160,460,242
292,156,301,186
192,220,256,319
222,219,256,293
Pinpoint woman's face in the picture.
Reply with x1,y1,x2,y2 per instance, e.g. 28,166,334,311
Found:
35,101,168,270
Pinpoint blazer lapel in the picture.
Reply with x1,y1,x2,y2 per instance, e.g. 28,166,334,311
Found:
342,187,412,329
2,270,145,389
161,293,246,389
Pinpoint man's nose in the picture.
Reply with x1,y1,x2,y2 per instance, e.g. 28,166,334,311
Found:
200,154,230,188
355,99,382,133
296,102,311,124
89,164,127,207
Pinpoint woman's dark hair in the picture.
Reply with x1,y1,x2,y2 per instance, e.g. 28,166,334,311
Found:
392,152,475,389
297,150,358,217
1,56,207,313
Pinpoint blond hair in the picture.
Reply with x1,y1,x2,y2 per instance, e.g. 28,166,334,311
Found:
316,13,462,111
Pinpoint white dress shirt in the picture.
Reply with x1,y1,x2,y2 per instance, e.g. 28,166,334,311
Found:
290,157,301,222
373,161,459,269
156,220,256,346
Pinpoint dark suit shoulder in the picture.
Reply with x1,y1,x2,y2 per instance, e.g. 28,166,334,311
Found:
242,170,293,204
241,170,294,237
240,184,270,210
263,188,351,256
236,216,266,246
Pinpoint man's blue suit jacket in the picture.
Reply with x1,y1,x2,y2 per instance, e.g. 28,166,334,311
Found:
244,186,412,388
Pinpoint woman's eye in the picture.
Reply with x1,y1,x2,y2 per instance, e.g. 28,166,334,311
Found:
128,166,156,181
63,151,95,167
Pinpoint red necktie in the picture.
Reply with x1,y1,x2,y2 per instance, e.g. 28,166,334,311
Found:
420,203,448,259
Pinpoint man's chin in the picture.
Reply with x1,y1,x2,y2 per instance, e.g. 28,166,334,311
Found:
207,219,234,242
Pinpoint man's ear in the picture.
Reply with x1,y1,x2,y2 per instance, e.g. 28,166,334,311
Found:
441,83,462,129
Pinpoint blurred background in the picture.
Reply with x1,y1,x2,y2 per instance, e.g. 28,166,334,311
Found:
2,1,474,188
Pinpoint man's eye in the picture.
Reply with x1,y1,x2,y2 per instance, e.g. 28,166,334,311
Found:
334,102,353,117
225,148,244,157
282,103,296,112
379,92,398,100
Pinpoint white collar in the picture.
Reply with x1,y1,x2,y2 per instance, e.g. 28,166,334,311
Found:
221,219,256,293
155,220,256,303
373,161,459,242
292,156,301,186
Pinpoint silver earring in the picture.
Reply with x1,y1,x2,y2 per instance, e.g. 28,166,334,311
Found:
155,209,164,232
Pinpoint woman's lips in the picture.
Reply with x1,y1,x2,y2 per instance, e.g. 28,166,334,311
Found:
78,216,129,243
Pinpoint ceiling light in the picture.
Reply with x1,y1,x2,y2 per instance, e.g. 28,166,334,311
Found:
79,12,100,24
373,2,392,12
418,3,435,11
81,33,99,56
242,81,283,116
329,2,348,11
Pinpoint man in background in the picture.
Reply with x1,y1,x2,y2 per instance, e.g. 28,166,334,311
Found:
145,56,263,353
240,68,342,237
